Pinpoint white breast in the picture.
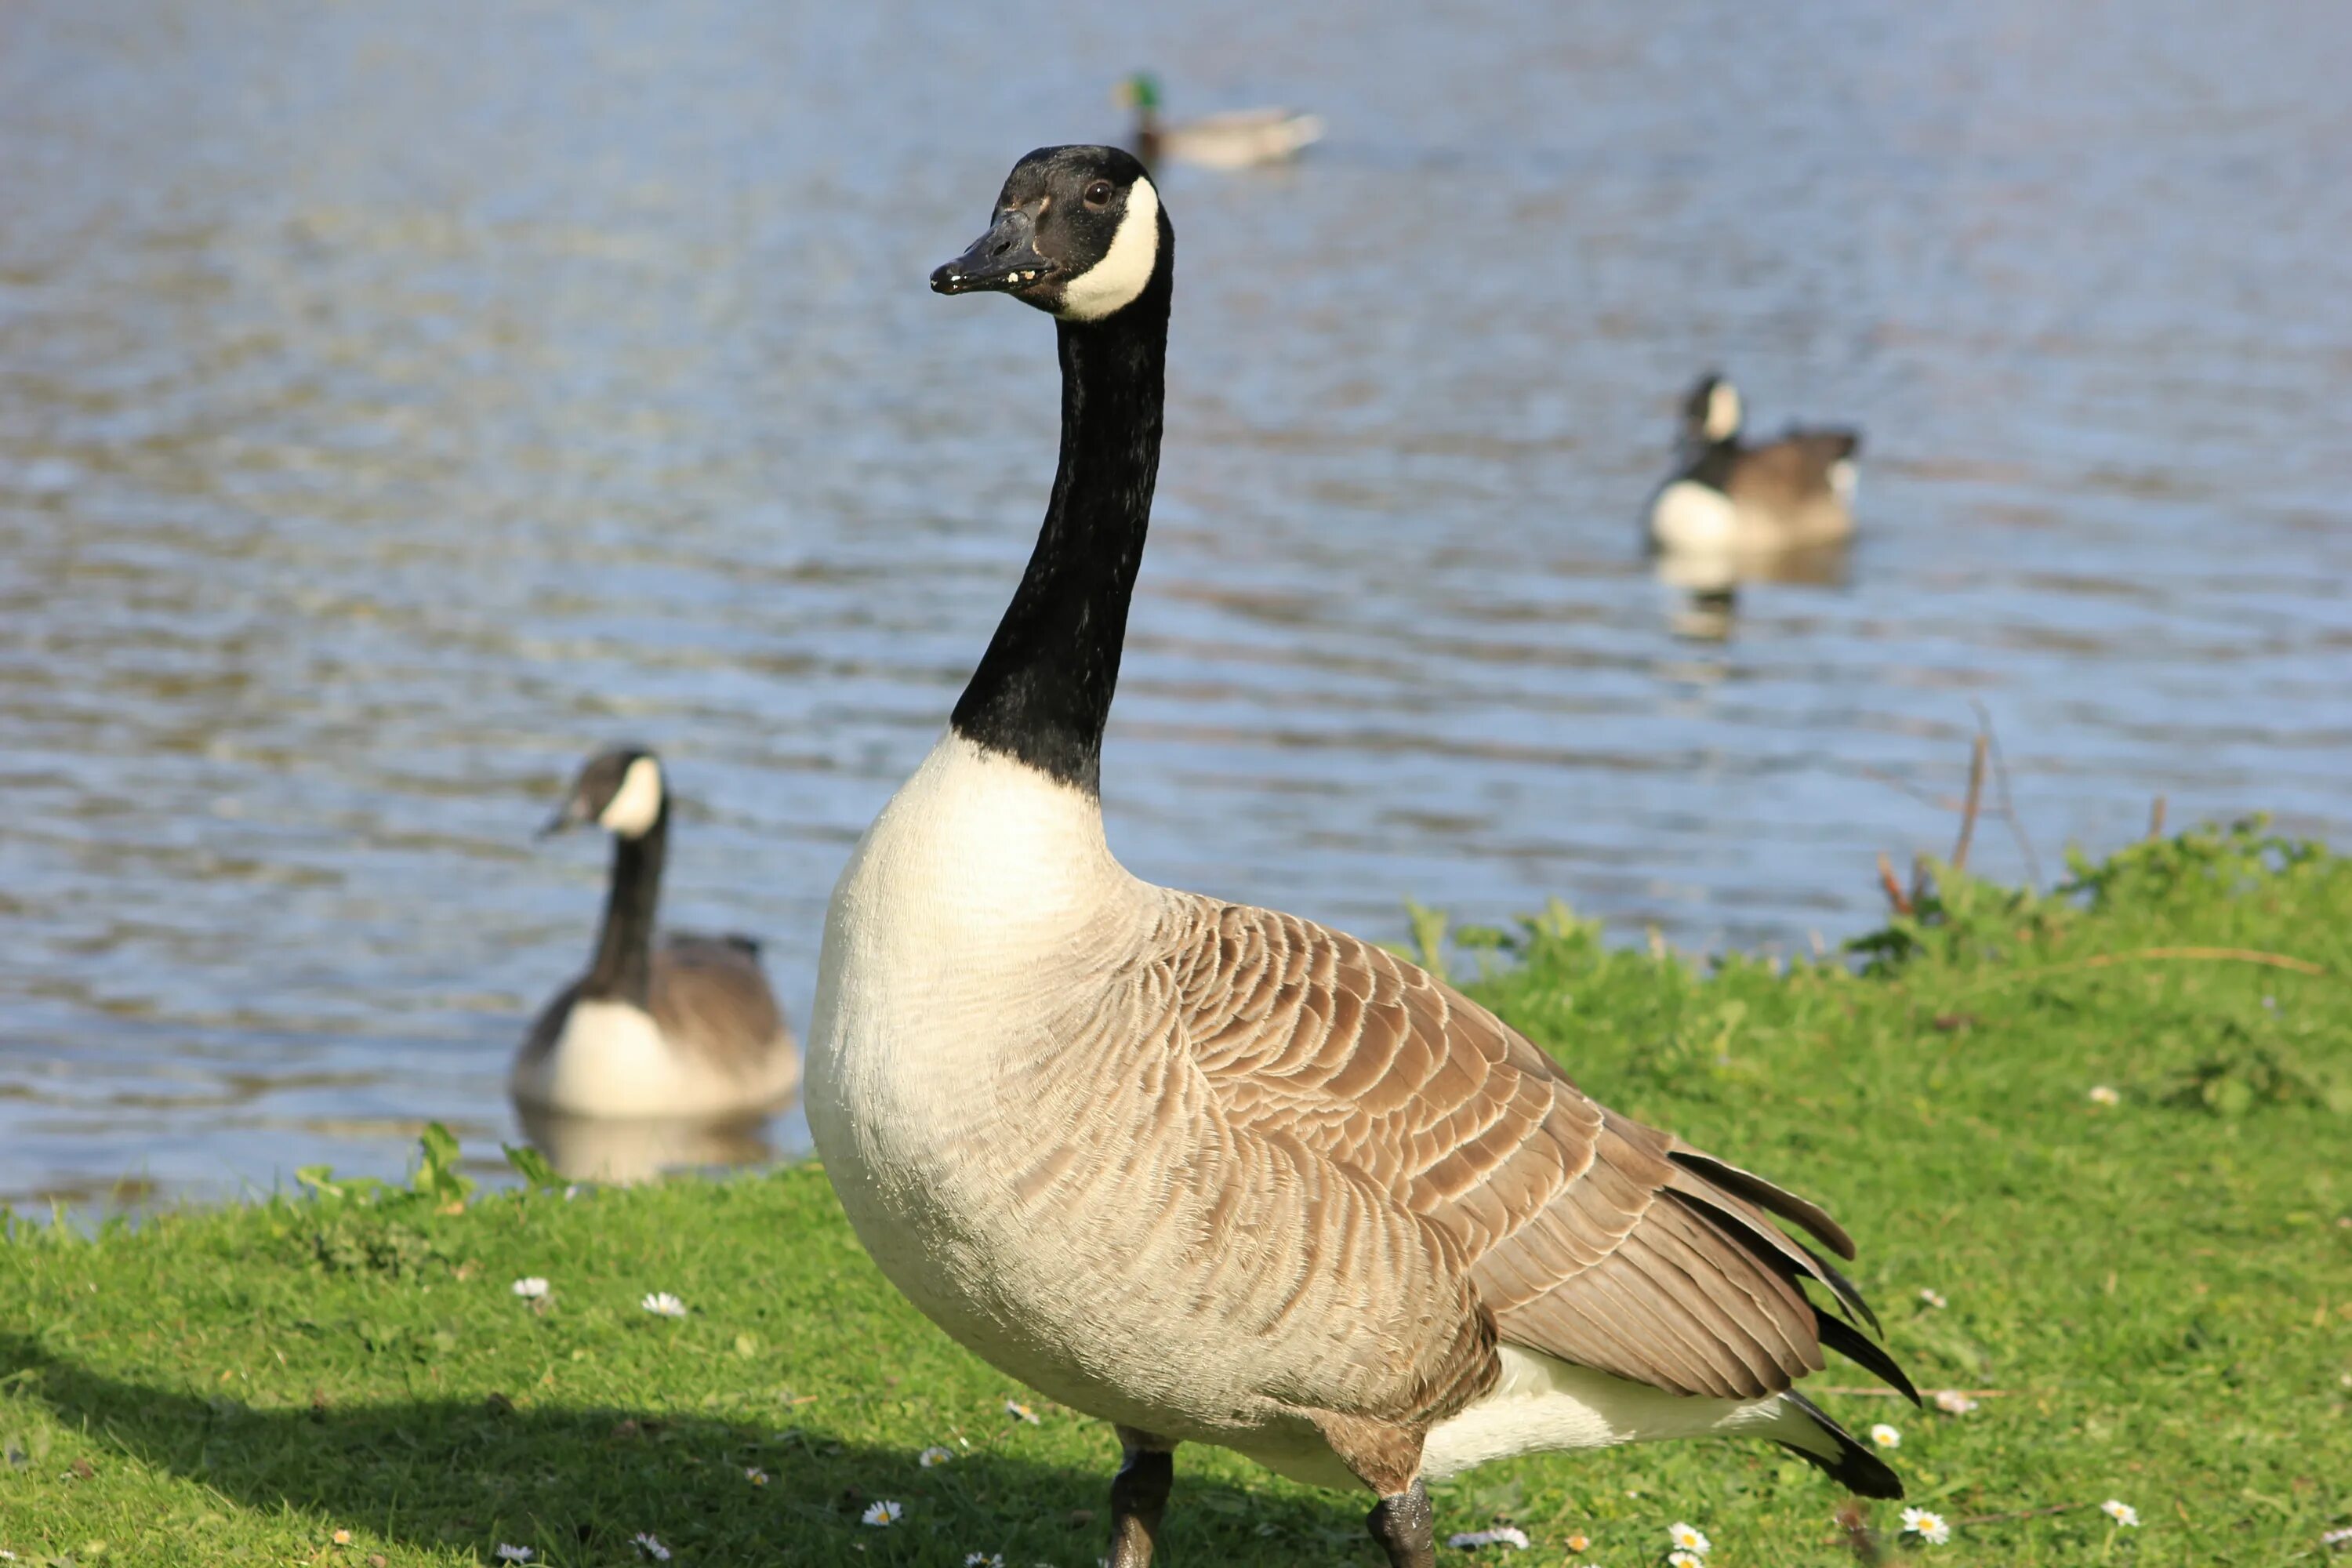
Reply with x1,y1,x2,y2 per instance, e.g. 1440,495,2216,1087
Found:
1648,478,1740,552
806,730,1152,1229
511,1000,675,1117
806,734,1333,1440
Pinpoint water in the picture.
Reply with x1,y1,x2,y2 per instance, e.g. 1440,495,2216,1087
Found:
3,0,2347,1208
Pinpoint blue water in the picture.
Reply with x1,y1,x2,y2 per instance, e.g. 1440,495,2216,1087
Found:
2,0,2347,1206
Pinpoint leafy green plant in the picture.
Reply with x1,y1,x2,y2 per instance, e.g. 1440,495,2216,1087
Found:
501,1143,566,1193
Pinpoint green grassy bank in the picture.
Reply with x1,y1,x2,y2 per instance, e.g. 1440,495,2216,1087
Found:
5,823,2349,1566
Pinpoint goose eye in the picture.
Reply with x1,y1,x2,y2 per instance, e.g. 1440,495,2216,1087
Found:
1083,180,1116,210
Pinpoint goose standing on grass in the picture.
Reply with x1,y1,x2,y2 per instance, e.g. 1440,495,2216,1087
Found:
1119,72,1323,170
1648,373,1861,554
514,746,797,1121
808,147,1914,1568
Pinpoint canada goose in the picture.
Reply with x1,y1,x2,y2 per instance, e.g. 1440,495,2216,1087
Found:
514,746,798,1121
1648,374,1860,554
1119,72,1323,170
808,148,1913,1568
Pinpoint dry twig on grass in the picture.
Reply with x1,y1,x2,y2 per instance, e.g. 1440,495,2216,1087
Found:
1970,700,2042,885
1877,851,1914,916
1951,734,1988,871
1949,1501,2093,1527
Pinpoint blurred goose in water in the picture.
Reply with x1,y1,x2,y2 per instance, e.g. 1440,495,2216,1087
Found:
809,145,1913,1568
514,746,798,1120
1647,374,1860,554
1119,72,1323,170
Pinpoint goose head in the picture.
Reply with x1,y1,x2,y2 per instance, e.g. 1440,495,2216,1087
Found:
930,145,1168,323
1682,373,1744,446
542,745,666,840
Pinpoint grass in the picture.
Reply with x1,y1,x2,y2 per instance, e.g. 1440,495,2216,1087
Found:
4,821,2350,1566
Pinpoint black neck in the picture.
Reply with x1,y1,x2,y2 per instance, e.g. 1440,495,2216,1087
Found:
950,257,1171,795
1683,434,1740,487
579,808,666,1007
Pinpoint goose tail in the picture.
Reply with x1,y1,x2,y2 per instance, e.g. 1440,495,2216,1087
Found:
1771,1389,1904,1499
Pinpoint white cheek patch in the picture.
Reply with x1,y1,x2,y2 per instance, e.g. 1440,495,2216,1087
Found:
1704,381,1742,442
599,756,664,837
1055,178,1161,323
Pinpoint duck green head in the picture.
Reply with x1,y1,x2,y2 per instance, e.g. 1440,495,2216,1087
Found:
1119,72,1163,112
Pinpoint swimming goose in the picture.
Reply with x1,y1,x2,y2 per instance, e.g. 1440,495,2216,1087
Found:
1120,72,1324,170
808,147,1912,1568
1647,374,1860,554
514,746,798,1121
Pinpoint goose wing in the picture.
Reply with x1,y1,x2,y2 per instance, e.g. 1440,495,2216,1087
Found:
1163,897,1907,1406
650,932,792,1071
1726,431,1859,510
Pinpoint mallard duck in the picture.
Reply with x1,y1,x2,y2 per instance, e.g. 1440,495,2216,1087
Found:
1119,72,1323,170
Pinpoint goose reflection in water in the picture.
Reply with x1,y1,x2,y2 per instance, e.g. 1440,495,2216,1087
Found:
1653,541,1854,642
513,1103,782,1186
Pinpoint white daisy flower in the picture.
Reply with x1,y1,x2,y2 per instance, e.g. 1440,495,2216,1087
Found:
862,1499,904,1527
332,1530,352,1546
2102,1500,2140,1527
1669,1553,1704,1568
510,1277,550,1299
2089,1084,2120,1106
633,1534,672,1562
964,1555,1005,1567
1933,1388,1979,1414
1870,1422,1902,1448
1004,1399,1040,1424
1901,1507,1951,1544
2322,1525,2352,1549
919,1446,955,1468
496,1548,533,1563
746,1466,768,1485
1918,1287,1947,1308
640,1291,688,1318
1668,1521,1711,1554
1444,1526,1530,1548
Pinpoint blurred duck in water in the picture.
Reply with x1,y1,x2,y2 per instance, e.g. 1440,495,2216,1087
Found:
1119,71,1323,169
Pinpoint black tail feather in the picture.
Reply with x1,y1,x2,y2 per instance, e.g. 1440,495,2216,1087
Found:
1780,1389,1904,1500
1667,1149,1856,1260
1816,1312,1921,1406
1801,1243,1882,1338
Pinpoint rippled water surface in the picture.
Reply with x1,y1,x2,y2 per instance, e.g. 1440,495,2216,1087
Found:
4,0,2348,1206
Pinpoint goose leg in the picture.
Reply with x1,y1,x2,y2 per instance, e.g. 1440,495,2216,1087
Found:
1304,1410,1437,1568
1106,1427,1175,1567
1366,1478,1437,1568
